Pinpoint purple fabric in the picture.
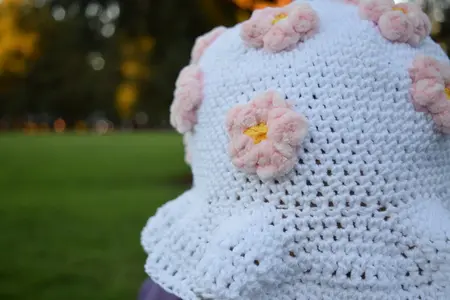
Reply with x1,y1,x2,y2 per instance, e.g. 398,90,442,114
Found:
138,278,182,300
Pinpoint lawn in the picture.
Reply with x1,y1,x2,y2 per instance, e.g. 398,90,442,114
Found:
0,132,190,300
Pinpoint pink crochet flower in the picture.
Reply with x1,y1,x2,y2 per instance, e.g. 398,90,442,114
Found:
170,65,203,134
433,111,450,134
191,26,226,64
359,0,431,46
226,91,308,180
409,55,450,133
240,3,319,53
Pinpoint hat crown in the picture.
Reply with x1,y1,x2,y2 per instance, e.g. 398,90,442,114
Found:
143,1,450,299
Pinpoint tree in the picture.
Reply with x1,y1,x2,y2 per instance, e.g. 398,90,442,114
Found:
0,0,41,118
114,0,238,127
0,0,291,127
115,35,154,123
0,0,39,75
0,1,122,125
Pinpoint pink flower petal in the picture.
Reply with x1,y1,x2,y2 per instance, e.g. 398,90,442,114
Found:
433,110,450,134
289,3,319,38
240,3,319,53
268,108,308,146
226,91,308,179
429,97,450,115
359,0,394,22
409,55,450,134
175,65,202,87
409,55,443,82
378,11,413,43
411,100,429,113
227,103,264,139
229,134,254,158
226,104,246,137
237,106,259,133
170,65,203,133
263,26,300,53
240,10,274,48
407,10,431,46
256,142,297,180
439,62,450,81
191,26,226,64
358,0,430,46
231,138,260,173
411,79,446,110
252,90,290,110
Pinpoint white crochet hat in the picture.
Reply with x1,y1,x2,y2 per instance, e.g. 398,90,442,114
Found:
141,0,450,299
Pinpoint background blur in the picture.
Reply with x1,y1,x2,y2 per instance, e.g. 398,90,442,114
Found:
0,0,449,300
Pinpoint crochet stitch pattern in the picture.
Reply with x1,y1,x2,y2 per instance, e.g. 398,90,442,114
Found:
191,27,226,64
142,1,450,299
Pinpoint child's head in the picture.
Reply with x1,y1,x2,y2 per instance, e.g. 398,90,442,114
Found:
142,0,450,299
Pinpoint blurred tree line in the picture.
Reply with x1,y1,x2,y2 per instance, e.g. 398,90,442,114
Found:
0,0,448,130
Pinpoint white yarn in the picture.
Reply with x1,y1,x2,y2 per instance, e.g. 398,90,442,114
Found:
141,0,450,299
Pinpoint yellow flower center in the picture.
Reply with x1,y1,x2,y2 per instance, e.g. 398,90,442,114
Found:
272,13,288,25
392,6,407,14
445,87,450,100
244,123,268,144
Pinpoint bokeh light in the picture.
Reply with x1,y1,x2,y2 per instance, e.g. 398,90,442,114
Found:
95,119,109,135
53,118,66,133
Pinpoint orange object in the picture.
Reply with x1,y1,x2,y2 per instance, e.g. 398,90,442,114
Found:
234,0,254,10
244,123,268,144
392,6,407,14
53,118,66,133
272,12,288,24
75,120,87,133
139,36,155,52
234,0,292,10
121,60,141,78
116,83,138,118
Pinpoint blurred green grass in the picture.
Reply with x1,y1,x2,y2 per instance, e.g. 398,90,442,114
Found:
0,132,190,300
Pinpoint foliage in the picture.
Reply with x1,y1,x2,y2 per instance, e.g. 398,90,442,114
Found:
116,35,154,119
0,0,39,75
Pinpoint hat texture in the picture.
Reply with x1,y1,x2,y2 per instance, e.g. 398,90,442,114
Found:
141,0,450,299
